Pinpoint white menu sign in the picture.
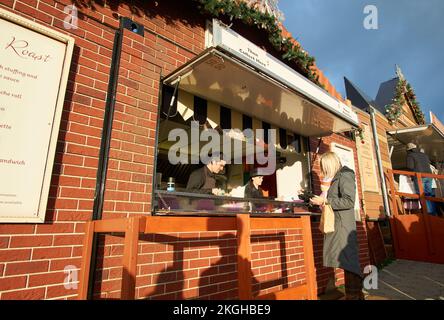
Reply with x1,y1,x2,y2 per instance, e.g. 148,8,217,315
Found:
0,9,74,223
356,123,379,193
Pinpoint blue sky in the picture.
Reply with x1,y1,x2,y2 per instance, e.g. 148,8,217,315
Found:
279,0,444,122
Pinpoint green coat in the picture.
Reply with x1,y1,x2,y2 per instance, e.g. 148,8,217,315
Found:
323,166,361,276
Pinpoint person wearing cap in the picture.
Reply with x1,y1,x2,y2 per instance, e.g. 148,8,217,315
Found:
406,142,432,174
244,168,266,199
186,152,226,195
406,142,436,215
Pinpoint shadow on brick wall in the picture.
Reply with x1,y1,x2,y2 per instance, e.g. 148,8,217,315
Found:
70,0,204,28
45,45,82,224
91,230,302,300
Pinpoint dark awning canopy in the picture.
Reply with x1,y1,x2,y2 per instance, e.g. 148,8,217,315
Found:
162,20,359,138
388,124,444,165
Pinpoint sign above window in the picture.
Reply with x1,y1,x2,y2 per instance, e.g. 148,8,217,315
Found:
164,20,359,137
210,19,359,126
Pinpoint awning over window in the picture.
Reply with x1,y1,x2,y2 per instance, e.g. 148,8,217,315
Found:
388,124,444,164
162,20,359,138
159,89,307,154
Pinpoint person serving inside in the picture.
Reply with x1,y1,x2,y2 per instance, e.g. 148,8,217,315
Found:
186,152,226,195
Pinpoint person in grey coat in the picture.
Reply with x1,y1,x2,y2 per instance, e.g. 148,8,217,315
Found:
310,151,363,300
406,143,436,215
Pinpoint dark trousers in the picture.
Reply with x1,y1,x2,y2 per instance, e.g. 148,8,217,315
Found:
344,270,364,300
413,177,437,215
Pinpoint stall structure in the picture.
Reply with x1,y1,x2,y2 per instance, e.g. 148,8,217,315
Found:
346,68,444,265
0,0,371,300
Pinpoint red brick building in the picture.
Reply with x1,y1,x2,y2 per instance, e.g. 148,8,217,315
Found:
0,0,370,299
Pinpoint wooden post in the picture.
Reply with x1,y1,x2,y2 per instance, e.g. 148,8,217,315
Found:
377,221,388,260
417,173,428,216
387,170,399,217
416,173,435,255
78,221,95,300
387,169,402,254
236,214,252,300
121,217,141,300
301,216,317,300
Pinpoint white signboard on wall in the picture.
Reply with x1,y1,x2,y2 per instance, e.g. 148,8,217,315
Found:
0,9,74,223
331,143,361,221
356,123,379,193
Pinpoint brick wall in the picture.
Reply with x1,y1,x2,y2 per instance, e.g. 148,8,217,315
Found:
0,0,116,299
0,0,370,299
93,228,307,300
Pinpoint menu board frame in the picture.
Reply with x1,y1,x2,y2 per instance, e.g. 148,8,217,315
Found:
0,9,74,223
356,123,380,193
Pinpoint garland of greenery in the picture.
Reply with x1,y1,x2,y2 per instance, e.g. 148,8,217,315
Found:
354,126,365,143
385,78,425,125
192,0,320,85
385,79,405,125
405,83,426,125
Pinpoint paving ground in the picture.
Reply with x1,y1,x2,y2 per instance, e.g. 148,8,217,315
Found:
319,259,444,300
366,259,444,300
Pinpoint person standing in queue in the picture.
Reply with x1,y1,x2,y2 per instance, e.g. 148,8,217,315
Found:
310,151,364,300
186,152,226,195
406,143,436,215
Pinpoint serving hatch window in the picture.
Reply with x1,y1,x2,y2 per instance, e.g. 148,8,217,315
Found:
153,85,311,214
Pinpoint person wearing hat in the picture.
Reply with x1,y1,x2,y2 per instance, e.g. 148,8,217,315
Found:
406,143,432,174
406,142,436,215
244,168,266,199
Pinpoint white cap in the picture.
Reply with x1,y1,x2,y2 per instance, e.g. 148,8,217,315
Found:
407,143,417,150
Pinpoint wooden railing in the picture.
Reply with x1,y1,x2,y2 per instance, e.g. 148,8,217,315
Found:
386,169,444,216
77,214,317,300
385,169,444,256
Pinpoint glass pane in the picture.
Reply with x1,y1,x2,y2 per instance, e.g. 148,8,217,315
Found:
154,90,313,214
154,190,307,215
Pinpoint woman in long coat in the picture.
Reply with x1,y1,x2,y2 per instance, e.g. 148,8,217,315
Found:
310,151,363,300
